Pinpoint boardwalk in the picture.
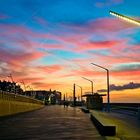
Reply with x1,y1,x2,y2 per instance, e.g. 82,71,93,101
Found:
0,105,105,140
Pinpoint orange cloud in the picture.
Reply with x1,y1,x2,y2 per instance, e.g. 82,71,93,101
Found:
37,65,64,74
61,68,104,78
111,69,140,78
32,82,64,90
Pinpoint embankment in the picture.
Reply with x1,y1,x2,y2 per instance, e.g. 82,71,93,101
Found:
0,91,44,117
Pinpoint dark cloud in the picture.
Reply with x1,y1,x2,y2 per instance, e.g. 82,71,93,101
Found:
112,63,140,71
97,89,107,92
98,82,140,92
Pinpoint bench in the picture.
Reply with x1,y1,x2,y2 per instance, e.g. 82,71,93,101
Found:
90,111,116,136
80,107,90,113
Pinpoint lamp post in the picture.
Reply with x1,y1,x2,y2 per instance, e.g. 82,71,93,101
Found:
75,84,83,101
8,74,14,82
91,63,110,112
110,10,140,26
82,77,94,95
73,83,76,106
8,74,16,94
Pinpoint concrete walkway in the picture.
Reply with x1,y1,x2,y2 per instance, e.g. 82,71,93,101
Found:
90,110,140,140
0,105,105,140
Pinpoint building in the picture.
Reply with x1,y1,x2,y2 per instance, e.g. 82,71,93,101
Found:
82,93,106,110
25,89,61,105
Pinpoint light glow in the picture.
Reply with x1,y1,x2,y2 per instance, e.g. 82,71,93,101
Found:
110,10,140,26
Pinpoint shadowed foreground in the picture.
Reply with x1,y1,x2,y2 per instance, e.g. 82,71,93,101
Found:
0,105,105,140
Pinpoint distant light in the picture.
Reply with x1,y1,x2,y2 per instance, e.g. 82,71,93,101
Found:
110,10,140,26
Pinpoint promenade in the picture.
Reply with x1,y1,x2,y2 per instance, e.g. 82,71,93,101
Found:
90,110,140,140
0,105,105,140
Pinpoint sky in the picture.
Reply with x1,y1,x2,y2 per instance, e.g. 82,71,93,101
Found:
0,0,140,103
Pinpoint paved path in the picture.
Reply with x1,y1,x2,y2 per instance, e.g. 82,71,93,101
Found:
0,105,105,140
90,110,140,140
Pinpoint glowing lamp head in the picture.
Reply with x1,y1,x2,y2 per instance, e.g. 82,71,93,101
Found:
110,10,140,26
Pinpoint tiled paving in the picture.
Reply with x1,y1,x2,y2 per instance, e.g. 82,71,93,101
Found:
0,105,105,140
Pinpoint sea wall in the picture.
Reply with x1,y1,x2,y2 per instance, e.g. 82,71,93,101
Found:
0,91,44,117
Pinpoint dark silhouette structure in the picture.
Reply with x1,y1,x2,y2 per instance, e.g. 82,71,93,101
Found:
0,80,23,94
83,93,106,110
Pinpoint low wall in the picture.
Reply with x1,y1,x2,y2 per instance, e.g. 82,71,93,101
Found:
0,91,44,117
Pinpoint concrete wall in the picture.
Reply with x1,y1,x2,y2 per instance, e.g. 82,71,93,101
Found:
0,91,44,117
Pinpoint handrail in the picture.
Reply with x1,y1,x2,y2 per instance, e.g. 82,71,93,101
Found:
0,90,43,104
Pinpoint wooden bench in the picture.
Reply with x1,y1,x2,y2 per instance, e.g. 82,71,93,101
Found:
90,111,116,136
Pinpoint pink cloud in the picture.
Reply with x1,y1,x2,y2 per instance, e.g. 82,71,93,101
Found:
0,24,50,39
0,46,45,68
0,17,135,55
71,51,139,71
37,65,64,74
61,68,104,78
15,38,65,50
0,23,68,52
0,15,139,91
59,18,136,41
111,70,140,80
93,54,137,65
61,67,140,82
75,40,121,52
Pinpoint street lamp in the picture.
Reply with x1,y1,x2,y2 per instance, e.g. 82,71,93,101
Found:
91,63,110,112
110,10,140,26
82,77,94,95
75,84,83,101
8,74,14,82
8,74,16,94
73,83,76,106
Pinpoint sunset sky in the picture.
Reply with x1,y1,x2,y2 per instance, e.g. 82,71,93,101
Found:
0,0,140,103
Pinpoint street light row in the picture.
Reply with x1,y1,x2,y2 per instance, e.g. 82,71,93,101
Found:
72,63,110,112
82,77,94,95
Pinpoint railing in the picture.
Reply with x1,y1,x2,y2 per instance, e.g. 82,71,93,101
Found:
0,90,43,105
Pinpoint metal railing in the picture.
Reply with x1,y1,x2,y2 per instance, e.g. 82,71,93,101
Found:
0,90,43,105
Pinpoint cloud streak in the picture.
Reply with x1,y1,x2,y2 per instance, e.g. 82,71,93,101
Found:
98,82,140,92
95,0,123,8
